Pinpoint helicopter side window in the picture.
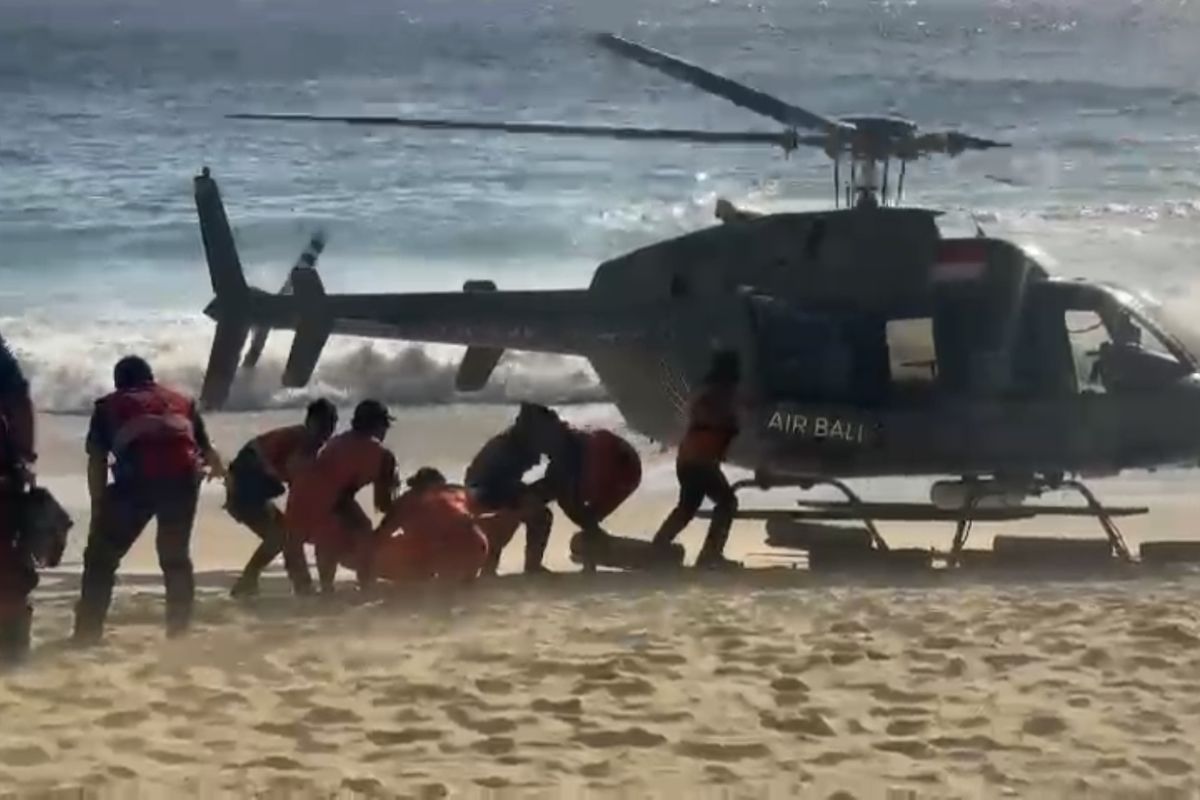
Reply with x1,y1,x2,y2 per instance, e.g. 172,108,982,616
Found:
886,318,938,401
749,298,854,403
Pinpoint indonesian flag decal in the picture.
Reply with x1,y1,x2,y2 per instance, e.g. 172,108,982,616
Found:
931,239,988,282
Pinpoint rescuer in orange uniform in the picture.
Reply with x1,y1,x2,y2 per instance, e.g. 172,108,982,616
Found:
0,337,37,666
372,467,489,585
225,399,338,598
74,356,226,644
284,399,398,594
650,351,741,569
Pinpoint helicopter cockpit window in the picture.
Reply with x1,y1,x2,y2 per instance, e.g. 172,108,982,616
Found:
1067,299,1191,394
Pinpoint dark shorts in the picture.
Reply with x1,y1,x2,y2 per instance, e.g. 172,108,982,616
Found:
466,481,527,511
225,448,285,529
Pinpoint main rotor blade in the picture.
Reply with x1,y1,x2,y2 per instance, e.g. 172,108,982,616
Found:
594,33,853,136
907,130,1011,158
228,113,793,148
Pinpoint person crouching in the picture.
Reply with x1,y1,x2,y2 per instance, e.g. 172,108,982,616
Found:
372,468,489,586
284,400,398,595
226,399,338,598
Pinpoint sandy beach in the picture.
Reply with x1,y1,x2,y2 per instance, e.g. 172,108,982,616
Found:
3,407,1200,798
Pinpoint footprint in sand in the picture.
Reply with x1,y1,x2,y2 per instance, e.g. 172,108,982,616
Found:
531,698,582,717
760,711,836,737
676,740,772,762
245,755,304,771
885,719,929,736
301,705,363,726
811,751,857,766
470,737,515,756
96,709,150,728
1021,714,1067,737
704,764,741,783
573,727,667,749
0,745,50,767
1142,756,1192,776
366,728,444,746
146,749,195,766
444,705,519,736
578,760,610,778
770,677,809,693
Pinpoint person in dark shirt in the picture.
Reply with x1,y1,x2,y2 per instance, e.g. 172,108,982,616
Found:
464,403,553,574
225,399,338,598
651,351,741,570
0,335,37,667
74,356,225,645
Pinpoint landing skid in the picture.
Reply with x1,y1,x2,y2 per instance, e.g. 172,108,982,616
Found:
699,472,1146,567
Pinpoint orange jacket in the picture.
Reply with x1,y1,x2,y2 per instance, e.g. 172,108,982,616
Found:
677,385,739,465
286,431,396,522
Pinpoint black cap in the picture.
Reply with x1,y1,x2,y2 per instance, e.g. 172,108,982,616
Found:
351,399,394,431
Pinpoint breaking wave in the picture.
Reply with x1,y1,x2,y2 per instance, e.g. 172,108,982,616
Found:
0,314,607,414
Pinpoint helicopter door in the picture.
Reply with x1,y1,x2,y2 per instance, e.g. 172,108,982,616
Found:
744,295,881,457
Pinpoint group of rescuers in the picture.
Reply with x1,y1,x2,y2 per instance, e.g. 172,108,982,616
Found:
0,346,742,663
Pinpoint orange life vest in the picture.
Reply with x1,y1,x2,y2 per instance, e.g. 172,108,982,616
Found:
286,431,391,524
677,385,739,465
97,384,200,481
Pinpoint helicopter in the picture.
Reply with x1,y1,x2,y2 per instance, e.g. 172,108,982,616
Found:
196,33,1200,568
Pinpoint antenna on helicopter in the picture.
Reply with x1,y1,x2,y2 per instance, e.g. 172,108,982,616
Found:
228,33,1009,209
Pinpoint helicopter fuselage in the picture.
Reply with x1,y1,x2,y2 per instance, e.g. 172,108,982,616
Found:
196,172,1200,488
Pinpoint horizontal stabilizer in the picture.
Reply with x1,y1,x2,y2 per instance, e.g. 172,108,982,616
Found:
456,346,505,391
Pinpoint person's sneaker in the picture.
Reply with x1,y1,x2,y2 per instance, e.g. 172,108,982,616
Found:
694,554,742,571
524,563,554,576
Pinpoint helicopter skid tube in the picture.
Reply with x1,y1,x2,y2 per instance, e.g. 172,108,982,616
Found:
697,475,1153,571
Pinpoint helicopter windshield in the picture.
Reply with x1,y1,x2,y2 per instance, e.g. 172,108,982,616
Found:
1057,281,1196,394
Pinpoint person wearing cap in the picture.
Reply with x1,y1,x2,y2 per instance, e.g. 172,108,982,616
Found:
283,399,398,594
650,350,742,570
225,398,339,598
463,402,555,574
371,467,489,586
74,355,226,644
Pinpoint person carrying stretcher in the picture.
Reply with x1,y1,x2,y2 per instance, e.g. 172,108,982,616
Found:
520,404,643,564
371,467,489,585
464,403,554,575
284,399,398,594
225,399,338,598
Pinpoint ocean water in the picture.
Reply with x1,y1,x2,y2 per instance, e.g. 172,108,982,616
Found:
2,0,1200,414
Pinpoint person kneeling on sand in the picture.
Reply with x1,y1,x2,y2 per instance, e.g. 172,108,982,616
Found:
225,399,338,598
371,467,489,586
284,400,398,595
